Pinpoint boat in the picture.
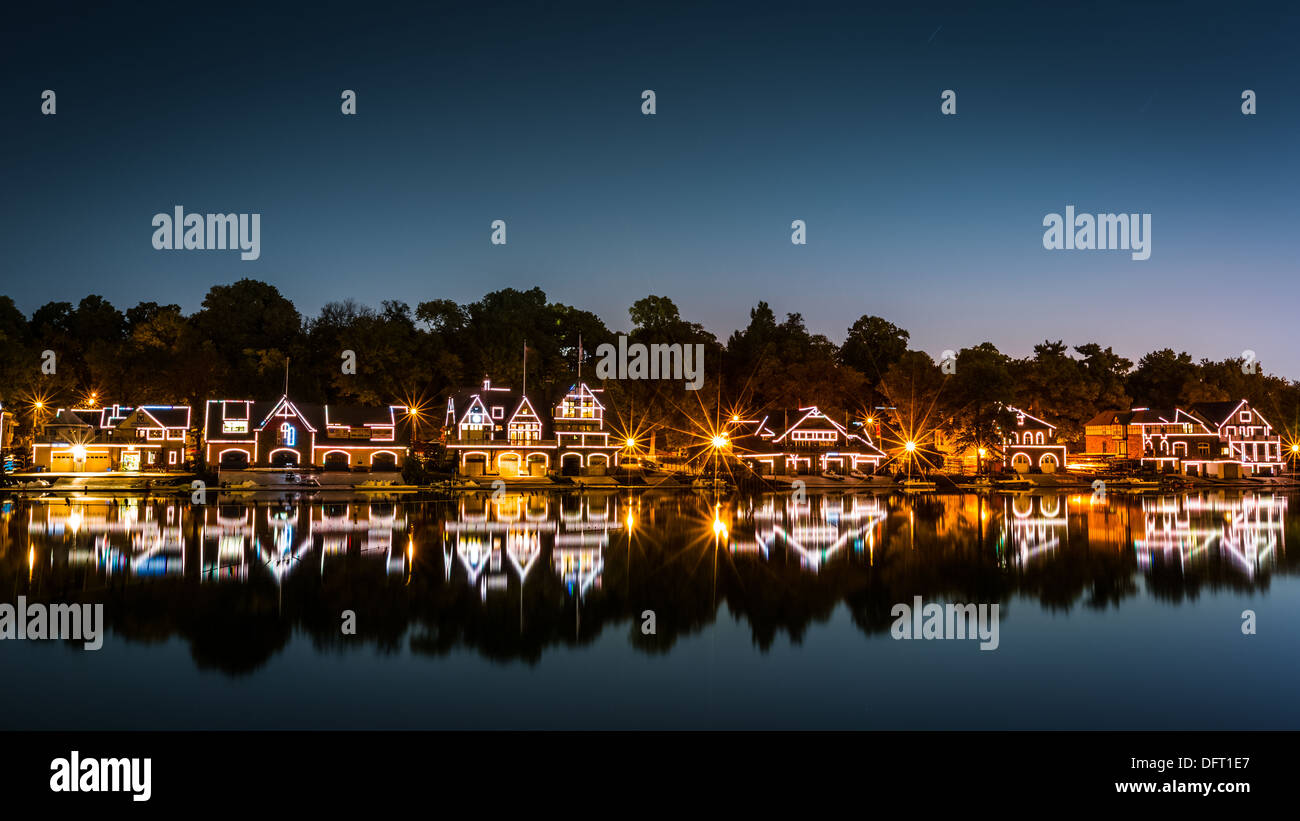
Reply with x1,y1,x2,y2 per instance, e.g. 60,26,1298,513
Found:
993,476,1032,490
1109,477,1160,489
900,478,937,492
220,471,321,490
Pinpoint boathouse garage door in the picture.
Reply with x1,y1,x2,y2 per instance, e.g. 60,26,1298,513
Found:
372,452,397,471
561,454,582,476
526,453,547,476
323,451,350,471
498,453,520,477
271,450,299,468
463,453,487,477
219,450,250,469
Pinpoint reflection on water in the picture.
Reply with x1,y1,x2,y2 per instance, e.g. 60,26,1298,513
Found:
2,490,1293,670
3,488,1298,729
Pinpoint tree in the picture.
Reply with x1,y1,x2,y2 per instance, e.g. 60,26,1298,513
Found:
946,343,1015,472
193,279,304,396
1126,349,1198,409
839,315,910,383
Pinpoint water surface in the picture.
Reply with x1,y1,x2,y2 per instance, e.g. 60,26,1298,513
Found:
0,489,1295,729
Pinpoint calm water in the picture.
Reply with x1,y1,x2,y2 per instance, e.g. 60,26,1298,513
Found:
1,489,1296,730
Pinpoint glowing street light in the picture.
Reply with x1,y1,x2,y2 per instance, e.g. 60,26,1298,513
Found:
71,444,87,462
904,440,917,453
625,437,637,449
712,435,728,450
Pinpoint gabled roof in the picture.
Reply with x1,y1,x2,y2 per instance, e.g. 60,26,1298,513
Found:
769,406,884,455
444,381,556,440
1190,400,1252,429
258,396,319,433
1085,409,1133,427
1128,407,1179,425
1005,405,1056,431
49,408,98,428
555,382,606,412
205,397,399,441
126,405,191,429
726,416,779,452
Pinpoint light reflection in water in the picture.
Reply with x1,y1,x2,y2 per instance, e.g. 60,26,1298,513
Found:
1137,493,1285,578
6,490,1289,593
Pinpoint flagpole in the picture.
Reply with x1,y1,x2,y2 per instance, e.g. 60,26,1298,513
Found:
522,339,527,397
578,333,582,381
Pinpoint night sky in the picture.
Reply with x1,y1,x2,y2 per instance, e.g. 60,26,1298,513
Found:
2,1,1297,373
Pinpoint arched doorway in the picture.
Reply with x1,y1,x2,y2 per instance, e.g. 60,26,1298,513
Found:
1039,452,1059,473
463,453,487,477
498,453,520,477
526,453,548,477
219,450,250,470
271,450,299,468
561,453,582,476
371,452,398,471
1011,452,1031,473
323,451,350,471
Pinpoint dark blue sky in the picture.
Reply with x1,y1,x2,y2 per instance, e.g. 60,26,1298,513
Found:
3,1,1297,374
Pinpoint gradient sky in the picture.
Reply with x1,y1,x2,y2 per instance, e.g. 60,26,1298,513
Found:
2,1,1297,374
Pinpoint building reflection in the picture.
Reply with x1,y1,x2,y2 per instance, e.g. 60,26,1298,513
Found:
734,494,887,571
1000,493,1068,567
1137,493,1286,578
26,499,186,576
5,489,1294,673
442,493,617,599
9,489,1289,593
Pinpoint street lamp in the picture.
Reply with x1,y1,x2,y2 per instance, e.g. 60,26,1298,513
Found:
710,434,729,486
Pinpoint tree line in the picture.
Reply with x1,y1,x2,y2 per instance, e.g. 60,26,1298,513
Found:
1,279,1297,450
